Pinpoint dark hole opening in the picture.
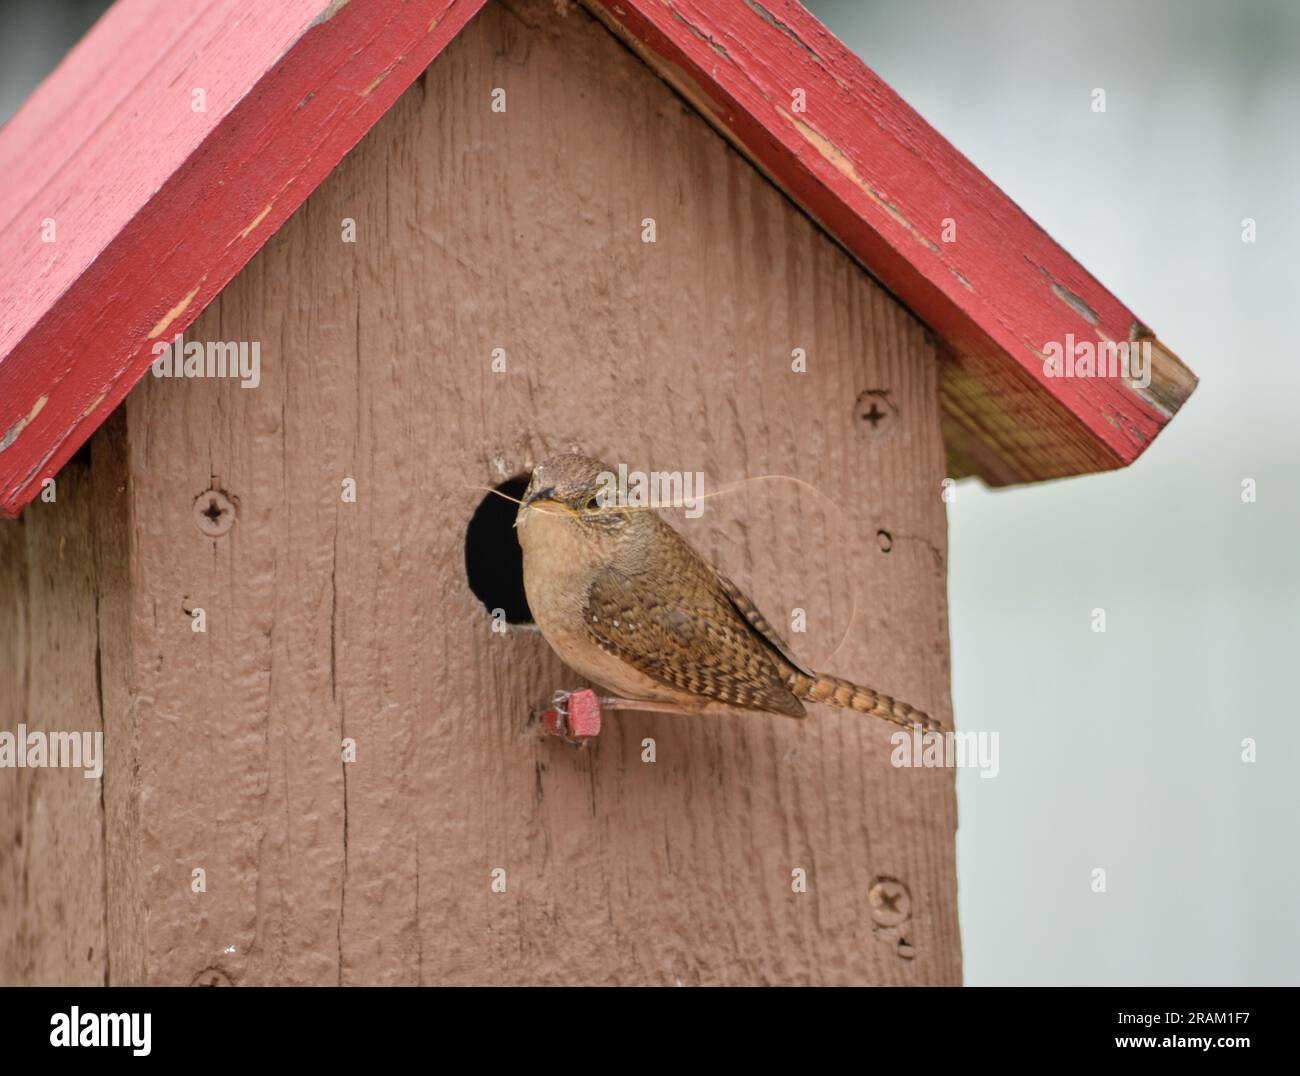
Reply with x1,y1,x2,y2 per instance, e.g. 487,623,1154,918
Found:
465,474,533,625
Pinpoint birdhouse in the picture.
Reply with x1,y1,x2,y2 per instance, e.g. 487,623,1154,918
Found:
0,0,1195,986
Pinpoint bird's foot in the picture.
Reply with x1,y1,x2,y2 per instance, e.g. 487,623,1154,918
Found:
539,688,602,746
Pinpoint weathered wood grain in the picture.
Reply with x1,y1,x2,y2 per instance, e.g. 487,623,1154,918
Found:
0,505,27,982
0,461,108,985
90,410,147,985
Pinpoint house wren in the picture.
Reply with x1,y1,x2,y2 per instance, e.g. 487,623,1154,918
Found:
515,453,940,730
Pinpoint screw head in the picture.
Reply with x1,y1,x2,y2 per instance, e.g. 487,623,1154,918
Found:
855,390,896,440
868,877,911,927
193,489,236,538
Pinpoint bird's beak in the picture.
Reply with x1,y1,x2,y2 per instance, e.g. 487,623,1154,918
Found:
514,485,556,528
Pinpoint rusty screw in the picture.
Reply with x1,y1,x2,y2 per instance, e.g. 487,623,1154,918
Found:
193,489,235,538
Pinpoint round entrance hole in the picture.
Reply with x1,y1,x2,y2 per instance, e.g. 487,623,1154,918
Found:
464,474,533,625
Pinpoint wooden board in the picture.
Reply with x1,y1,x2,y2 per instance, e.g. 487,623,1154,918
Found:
72,0,959,984
0,459,109,985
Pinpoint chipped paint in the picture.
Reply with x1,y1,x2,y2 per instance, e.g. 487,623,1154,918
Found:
360,68,392,96
1050,282,1099,325
741,0,841,87
948,267,975,292
18,441,64,493
147,286,201,339
239,202,275,239
666,6,731,62
1131,335,1199,418
80,390,109,418
1026,259,1100,325
241,200,276,239
1,395,48,452
779,107,865,185
308,0,350,30
778,106,940,255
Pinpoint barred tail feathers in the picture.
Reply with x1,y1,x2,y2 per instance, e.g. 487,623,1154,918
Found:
787,670,942,731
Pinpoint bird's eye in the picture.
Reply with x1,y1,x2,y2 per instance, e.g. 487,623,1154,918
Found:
585,496,600,511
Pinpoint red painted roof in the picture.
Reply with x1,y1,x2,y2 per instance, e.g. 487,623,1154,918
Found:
0,0,1196,515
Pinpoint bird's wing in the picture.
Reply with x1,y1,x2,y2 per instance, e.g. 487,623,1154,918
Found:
713,571,816,679
582,561,806,718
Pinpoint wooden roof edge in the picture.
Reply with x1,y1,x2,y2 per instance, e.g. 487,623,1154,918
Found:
0,0,1198,518
582,0,1198,484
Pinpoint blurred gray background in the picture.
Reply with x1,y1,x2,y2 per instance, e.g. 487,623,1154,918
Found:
4,0,1296,985
0,0,109,124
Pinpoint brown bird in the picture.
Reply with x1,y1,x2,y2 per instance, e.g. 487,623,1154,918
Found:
515,453,939,731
